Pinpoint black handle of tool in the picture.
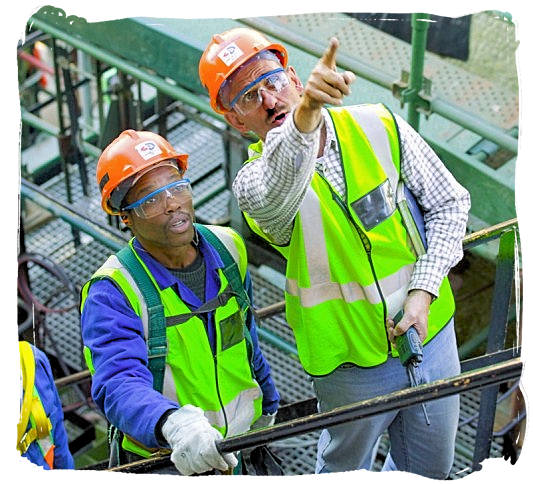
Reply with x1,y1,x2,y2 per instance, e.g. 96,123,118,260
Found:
393,310,423,366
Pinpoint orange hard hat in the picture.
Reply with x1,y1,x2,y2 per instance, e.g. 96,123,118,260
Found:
198,27,288,114
97,129,189,215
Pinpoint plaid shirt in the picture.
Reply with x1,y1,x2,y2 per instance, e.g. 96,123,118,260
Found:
232,108,471,298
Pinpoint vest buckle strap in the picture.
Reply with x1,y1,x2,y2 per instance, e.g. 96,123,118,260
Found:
148,341,168,359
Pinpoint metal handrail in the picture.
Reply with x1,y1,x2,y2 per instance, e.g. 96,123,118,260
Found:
108,357,522,473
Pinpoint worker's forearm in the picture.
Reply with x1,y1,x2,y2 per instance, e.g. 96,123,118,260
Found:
294,98,323,133
396,115,471,296
232,112,320,244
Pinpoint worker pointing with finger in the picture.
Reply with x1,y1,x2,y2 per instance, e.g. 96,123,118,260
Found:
199,28,470,479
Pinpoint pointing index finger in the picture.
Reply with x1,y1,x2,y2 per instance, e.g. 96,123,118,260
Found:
321,37,339,70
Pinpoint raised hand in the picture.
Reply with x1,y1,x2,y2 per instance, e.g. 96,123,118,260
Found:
295,37,356,132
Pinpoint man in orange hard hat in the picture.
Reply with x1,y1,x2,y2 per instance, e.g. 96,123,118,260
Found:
80,129,279,474
199,28,470,479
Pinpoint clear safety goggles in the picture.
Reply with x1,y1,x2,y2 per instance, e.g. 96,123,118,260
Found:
227,68,290,115
122,178,192,219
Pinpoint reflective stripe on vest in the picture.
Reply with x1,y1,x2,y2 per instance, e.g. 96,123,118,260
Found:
244,104,455,375
17,342,56,468
81,225,262,454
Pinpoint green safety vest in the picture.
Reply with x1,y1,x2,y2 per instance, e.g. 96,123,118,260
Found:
81,224,262,457
243,103,455,376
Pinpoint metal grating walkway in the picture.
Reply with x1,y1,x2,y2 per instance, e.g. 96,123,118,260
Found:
271,12,518,130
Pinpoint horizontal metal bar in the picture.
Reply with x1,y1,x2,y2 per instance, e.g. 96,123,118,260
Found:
217,358,522,453
110,358,521,472
20,178,126,252
431,98,518,154
21,108,102,159
462,218,518,250
55,369,91,388
460,347,521,373
254,300,285,319
29,15,223,123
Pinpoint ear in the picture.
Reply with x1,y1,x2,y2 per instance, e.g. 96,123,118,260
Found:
120,213,131,226
224,111,249,135
287,66,304,94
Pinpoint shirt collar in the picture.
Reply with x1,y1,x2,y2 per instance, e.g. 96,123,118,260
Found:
322,111,339,153
131,229,224,291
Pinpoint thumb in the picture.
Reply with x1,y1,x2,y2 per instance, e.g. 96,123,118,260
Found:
321,37,339,70
222,451,238,469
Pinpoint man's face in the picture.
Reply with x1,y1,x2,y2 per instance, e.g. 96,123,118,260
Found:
224,59,304,140
123,164,195,254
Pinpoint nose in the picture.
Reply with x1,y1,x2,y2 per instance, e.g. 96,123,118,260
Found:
164,191,181,213
259,87,278,110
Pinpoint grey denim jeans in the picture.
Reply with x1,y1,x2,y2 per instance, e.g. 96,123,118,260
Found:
311,320,461,479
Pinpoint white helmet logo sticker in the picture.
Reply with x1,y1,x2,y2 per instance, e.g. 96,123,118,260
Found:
135,141,162,160
218,42,244,66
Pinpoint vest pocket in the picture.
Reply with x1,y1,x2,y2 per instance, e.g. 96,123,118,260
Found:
220,311,245,350
350,179,395,231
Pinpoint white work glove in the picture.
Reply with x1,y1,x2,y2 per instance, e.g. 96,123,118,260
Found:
161,405,238,475
250,412,277,430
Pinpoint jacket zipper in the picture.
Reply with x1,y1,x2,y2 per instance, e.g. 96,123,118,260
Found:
210,314,229,437
325,182,391,352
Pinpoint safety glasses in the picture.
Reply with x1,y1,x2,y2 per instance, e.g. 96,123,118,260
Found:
122,179,192,219
229,68,290,115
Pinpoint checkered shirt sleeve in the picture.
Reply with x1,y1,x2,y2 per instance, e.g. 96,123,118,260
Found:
394,115,471,297
232,111,320,245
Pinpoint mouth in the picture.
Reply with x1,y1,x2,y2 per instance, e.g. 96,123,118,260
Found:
168,212,191,234
270,111,287,126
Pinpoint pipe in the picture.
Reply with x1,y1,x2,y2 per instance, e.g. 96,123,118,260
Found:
18,50,54,75
407,14,430,131
462,218,518,249
431,98,518,154
55,369,91,388
223,359,523,453
109,358,522,472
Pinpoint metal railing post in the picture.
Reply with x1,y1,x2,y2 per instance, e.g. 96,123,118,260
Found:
471,228,518,470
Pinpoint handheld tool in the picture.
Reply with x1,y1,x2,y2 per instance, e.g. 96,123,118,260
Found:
393,310,430,426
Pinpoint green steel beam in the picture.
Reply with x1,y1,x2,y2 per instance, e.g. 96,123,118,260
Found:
30,8,518,155
406,13,430,131
423,132,516,226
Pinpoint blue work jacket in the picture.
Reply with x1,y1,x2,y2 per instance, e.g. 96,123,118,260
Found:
81,231,280,449
21,345,75,470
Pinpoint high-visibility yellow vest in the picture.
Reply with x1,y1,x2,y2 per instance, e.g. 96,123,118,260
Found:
17,341,56,469
243,104,455,376
81,225,262,457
